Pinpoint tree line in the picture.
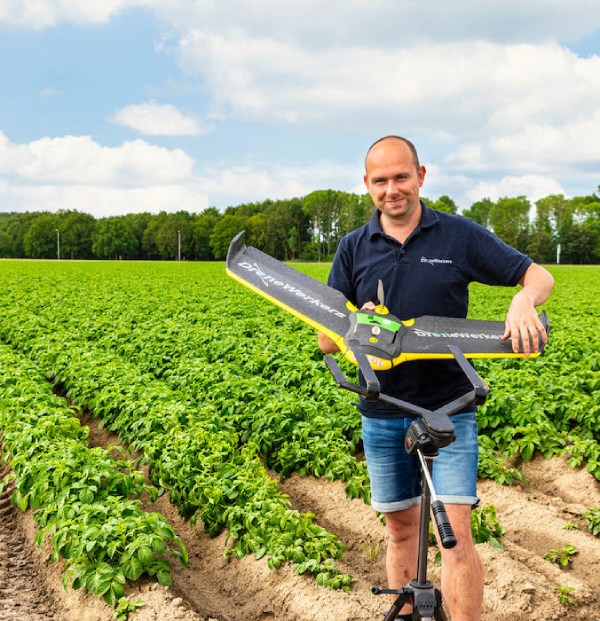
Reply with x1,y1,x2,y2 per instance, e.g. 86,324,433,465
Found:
0,189,598,263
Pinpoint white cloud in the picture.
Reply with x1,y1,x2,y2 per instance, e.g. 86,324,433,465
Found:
2,1,598,214
467,175,566,205
39,87,62,98
111,102,210,136
489,113,600,171
4,0,600,45
441,110,600,203
0,131,360,215
152,1,600,48
0,0,151,30
195,161,358,203
0,132,194,185
172,34,600,140
0,131,207,216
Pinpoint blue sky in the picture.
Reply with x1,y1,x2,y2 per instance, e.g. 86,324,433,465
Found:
0,1,599,217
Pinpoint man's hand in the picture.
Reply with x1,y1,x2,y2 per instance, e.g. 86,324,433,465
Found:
502,291,547,355
317,301,376,354
502,263,554,356
318,332,339,354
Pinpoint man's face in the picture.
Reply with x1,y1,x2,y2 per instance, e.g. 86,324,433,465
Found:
364,139,426,221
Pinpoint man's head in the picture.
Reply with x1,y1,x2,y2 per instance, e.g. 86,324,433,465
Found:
364,136,426,223
364,135,421,173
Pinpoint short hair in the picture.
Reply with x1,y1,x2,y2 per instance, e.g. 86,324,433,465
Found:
364,135,420,172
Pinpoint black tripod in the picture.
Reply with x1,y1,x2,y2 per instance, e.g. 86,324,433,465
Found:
325,344,489,621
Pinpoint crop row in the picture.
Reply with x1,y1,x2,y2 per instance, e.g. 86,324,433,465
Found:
0,305,352,590
0,261,370,498
0,343,187,611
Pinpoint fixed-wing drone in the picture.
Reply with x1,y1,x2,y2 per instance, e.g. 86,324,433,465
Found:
226,231,549,376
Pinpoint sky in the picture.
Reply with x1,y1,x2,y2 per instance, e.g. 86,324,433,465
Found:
0,0,599,218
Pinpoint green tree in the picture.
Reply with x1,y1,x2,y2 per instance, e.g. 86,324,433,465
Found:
141,214,165,259
92,218,138,259
428,194,458,214
246,212,269,250
152,213,176,260
529,198,556,263
258,198,309,260
303,190,360,260
191,208,220,260
59,211,96,259
570,194,600,263
1,212,39,257
139,211,191,260
337,193,370,238
463,198,494,228
210,214,246,259
302,190,338,259
489,196,531,252
536,195,574,263
123,213,153,259
23,213,60,259
0,229,12,257
0,213,16,257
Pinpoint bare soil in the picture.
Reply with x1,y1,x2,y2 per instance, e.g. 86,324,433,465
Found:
1,415,599,621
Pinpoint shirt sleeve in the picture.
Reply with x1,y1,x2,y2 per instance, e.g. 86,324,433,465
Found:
327,236,357,305
465,220,532,286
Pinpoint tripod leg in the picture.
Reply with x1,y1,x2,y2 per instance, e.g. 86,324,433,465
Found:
382,601,402,621
433,604,448,620
416,456,433,585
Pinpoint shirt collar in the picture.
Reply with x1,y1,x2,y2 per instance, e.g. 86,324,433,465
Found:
368,201,439,239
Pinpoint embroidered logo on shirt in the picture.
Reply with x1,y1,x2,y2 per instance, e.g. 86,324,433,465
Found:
421,256,453,265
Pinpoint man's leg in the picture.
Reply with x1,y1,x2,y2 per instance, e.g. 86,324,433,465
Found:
384,505,421,613
438,504,484,621
431,409,483,619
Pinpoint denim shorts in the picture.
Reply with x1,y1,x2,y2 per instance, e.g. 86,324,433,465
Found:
361,408,479,512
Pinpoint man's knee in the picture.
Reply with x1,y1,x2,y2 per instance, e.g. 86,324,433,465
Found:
384,506,420,545
438,504,480,562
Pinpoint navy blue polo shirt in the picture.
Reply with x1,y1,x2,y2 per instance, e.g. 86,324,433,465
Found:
328,202,532,416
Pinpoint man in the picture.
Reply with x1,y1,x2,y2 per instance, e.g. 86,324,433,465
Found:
318,136,554,620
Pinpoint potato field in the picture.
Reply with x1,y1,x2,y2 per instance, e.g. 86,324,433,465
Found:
0,259,598,621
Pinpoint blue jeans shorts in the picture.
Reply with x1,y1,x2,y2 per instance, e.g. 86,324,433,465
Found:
361,408,479,512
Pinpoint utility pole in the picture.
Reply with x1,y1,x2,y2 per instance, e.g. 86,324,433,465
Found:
55,229,60,260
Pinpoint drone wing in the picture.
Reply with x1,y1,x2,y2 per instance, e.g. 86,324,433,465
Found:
393,313,550,364
226,231,352,346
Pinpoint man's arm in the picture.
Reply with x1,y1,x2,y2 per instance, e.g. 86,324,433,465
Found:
502,263,554,356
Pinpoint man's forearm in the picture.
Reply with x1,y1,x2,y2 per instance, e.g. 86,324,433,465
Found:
518,262,554,306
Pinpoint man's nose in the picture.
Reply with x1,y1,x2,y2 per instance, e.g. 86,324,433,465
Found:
386,180,399,195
